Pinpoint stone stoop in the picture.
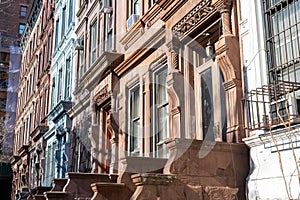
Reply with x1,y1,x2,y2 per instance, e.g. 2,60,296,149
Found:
90,183,130,200
31,186,52,200
129,173,239,200
44,173,118,200
163,138,249,200
50,178,68,191
88,157,168,200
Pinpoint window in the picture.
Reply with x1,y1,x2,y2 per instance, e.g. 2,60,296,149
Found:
196,60,226,141
57,69,63,102
78,37,85,78
130,0,140,15
43,44,47,68
51,74,56,108
68,0,73,25
41,9,45,29
128,85,140,155
36,25,39,46
61,7,66,37
153,66,168,157
263,0,300,122
80,0,85,6
48,35,52,61
55,19,59,49
19,23,25,35
105,12,113,51
149,0,155,7
39,96,43,121
20,6,27,17
90,21,97,63
66,58,71,99
38,53,42,78
44,89,48,117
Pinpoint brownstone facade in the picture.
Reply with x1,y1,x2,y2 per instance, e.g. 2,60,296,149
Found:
11,0,54,198
0,0,32,199
44,0,249,199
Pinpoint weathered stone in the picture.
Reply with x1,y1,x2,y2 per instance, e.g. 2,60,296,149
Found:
204,186,239,200
164,139,249,199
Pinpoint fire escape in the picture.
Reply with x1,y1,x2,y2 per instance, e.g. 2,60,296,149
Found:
244,0,300,149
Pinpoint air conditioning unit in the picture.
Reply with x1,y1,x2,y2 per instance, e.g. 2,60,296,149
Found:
127,14,139,30
101,0,113,13
75,39,84,50
270,92,300,125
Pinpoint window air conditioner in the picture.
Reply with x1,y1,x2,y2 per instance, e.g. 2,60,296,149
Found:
270,92,300,125
75,39,84,50
101,0,113,13
127,14,139,30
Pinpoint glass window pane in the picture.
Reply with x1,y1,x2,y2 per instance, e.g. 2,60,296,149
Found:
129,86,140,153
201,68,214,140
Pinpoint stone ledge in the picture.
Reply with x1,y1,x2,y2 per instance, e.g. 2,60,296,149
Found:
131,173,176,186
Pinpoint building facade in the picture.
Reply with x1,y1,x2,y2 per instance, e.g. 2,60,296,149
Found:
44,0,75,186
44,0,249,199
0,0,32,199
240,0,300,199
11,0,54,198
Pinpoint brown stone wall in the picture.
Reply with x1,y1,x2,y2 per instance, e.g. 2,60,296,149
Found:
0,0,32,45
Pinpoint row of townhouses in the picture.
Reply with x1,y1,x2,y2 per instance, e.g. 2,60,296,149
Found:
10,0,300,199
0,0,33,199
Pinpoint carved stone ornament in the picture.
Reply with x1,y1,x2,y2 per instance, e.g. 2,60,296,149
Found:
94,85,111,106
172,0,215,36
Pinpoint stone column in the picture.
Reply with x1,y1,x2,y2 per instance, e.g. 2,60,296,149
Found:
213,0,245,142
166,35,185,139
143,72,151,157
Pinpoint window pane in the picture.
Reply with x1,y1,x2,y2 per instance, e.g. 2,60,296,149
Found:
91,22,97,63
201,68,214,140
20,6,27,17
19,24,25,35
154,66,169,144
129,86,140,154
158,105,168,141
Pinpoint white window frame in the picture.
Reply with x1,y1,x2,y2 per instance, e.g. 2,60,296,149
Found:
152,65,169,158
90,21,98,64
195,59,225,141
128,84,141,156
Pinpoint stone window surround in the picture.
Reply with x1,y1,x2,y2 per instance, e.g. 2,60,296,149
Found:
125,55,169,157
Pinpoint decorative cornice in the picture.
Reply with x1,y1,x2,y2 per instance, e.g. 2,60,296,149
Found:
171,0,215,37
17,144,30,157
244,126,300,149
76,0,88,17
94,85,111,106
115,27,165,76
80,52,123,90
48,100,73,122
30,125,49,142
120,4,164,51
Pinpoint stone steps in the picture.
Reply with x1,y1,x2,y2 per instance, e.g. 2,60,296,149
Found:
44,173,117,200
90,183,130,200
